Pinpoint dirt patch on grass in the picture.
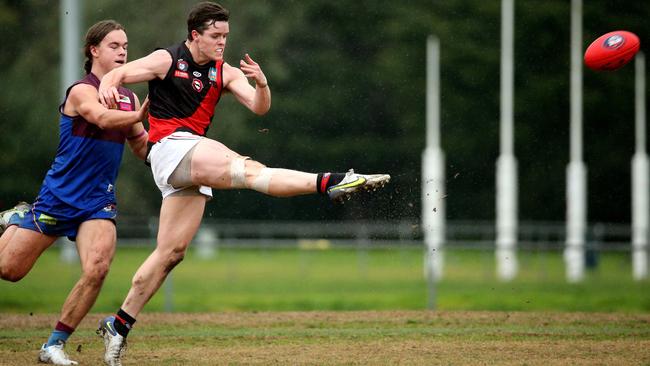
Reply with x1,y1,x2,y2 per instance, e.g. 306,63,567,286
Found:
1,311,649,365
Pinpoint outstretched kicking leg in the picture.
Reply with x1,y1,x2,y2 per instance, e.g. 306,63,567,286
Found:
189,138,390,201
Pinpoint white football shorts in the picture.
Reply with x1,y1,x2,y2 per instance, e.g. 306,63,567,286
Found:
147,131,212,199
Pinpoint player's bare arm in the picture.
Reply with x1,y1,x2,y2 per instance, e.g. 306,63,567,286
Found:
126,95,149,160
99,49,172,108
66,83,148,129
224,54,271,115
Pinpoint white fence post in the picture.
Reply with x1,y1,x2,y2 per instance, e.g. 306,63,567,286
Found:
196,226,218,259
59,237,78,263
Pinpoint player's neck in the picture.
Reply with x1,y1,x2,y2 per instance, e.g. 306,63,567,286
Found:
90,66,108,80
185,40,211,65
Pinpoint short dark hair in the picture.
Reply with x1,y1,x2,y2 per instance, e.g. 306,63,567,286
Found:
187,2,229,41
83,20,125,74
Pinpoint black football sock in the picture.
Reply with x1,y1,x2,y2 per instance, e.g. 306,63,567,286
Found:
114,308,136,337
316,173,346,194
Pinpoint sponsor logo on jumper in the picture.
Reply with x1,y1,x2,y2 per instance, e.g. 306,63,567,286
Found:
193,71,202,77
208,67,217,82
192,78,204,92
107,184,114,193
117,95,131,111
38,213,57,225
177,59,188,71
174,70,189,79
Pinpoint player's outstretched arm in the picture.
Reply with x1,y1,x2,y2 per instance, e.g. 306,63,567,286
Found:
98,50,172,108
125,95,149,160
69,84,148,130
225,54,271,115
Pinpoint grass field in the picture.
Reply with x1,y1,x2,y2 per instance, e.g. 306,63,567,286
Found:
1,246,649,364
1,311,649,365
0,246,648,313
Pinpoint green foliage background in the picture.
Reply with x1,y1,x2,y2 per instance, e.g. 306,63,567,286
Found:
0,0,649,223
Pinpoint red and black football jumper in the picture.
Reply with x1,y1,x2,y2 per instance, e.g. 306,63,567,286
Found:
148,42,225,143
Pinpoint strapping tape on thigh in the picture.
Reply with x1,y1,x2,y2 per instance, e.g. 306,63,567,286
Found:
230,157,247,188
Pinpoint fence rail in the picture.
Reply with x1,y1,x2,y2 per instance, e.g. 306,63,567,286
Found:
111,217,639,251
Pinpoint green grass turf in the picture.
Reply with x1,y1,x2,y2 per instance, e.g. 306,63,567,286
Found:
0,246,648,313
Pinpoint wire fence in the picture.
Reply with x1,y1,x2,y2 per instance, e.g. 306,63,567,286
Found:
102,217,638,252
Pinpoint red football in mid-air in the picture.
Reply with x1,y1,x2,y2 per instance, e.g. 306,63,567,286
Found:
584,30,640,71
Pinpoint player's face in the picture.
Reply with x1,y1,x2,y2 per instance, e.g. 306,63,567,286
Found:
94,30,128,71
196,21,229,61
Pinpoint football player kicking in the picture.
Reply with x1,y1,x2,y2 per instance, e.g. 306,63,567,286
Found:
95,2,390,365
0,20,148,365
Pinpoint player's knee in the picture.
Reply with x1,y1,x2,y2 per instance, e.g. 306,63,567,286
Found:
164,247,186,272
244,160,266,179
230,158,275,194
83,259,111,285
0,262,25,282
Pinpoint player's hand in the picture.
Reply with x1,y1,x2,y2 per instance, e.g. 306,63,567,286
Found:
137,96,150,121
98,85,121,109
240,53,268,88
97,73,120,109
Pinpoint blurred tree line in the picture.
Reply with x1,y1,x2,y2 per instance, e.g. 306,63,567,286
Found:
0,0,648,224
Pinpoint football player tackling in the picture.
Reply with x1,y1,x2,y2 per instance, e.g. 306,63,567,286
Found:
0,20,148,365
